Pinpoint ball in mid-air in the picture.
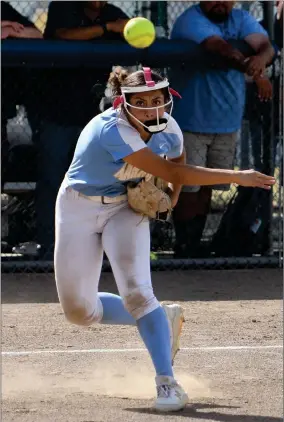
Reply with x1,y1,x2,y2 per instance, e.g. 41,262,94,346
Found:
123,17,156,49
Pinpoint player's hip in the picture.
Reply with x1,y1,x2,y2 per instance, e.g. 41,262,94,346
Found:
57,179,127,223
56,177,149,232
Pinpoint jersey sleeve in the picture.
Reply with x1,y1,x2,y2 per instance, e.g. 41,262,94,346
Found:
166,117,184,159
101,122,146,161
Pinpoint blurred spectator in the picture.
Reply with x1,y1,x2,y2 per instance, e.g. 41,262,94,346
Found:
44,1,128,41
1,1,43,128
33,1,129,259
241,3,282,171
1,2,43,253
171,1,274,258
2,1,42,182
240,75,272,170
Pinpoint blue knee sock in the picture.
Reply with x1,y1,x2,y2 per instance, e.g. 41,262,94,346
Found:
137,306,173,377
99,292,136,325
99,293,173,377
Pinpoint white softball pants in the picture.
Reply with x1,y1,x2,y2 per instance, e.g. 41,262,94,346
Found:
54,179,160,325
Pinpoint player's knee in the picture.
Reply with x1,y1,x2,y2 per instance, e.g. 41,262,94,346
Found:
63,300,102,326
64,307,92,326
123,286,159,320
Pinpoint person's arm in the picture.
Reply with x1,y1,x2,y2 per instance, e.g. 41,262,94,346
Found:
201,36,248,72
1,26,18,39
173,8,274,75
55,25,105,40
55,19,129,40
244,34,275,79
171,8,248,72
202,34,274,79
167,148,186,207
200,31,274,75
1,22,42,39
238,12,275,79
12,26,43,39
1,20,24,30
254,76,273,102
124,147,275,190
246,35,275,64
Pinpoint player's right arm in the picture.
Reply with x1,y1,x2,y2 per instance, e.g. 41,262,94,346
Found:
101,120,275,190
123,147,275,190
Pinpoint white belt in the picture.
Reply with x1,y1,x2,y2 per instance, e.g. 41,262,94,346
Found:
79,192,127,204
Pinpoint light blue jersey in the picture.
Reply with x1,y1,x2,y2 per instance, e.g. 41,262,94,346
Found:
66,108,183,196
171,5,268,133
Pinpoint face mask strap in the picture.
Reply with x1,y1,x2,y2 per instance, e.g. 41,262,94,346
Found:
123,96,174,133
124,106,150,131
125,105,166,134
113,85,177,133
156,107,159,127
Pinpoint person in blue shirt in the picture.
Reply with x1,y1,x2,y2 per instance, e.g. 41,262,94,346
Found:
170,1,274,258
55,67,274,411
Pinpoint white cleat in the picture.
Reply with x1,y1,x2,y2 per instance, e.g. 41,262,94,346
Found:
154,375,189,412
162,303,185,365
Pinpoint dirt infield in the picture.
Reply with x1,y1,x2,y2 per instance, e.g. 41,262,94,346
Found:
2,269,283,422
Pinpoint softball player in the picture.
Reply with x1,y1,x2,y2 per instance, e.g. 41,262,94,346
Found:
55,67,275,411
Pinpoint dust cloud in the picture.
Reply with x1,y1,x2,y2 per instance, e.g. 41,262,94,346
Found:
3,361,217,400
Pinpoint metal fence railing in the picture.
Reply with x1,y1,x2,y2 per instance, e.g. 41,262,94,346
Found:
2,1,283,272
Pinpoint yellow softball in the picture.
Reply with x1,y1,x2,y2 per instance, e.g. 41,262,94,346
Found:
123,17,156,49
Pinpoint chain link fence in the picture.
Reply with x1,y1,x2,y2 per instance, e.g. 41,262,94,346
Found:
2,1,283,271
8,1,265,33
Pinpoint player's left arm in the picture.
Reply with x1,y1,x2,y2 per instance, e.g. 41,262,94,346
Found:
167,148,186,207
